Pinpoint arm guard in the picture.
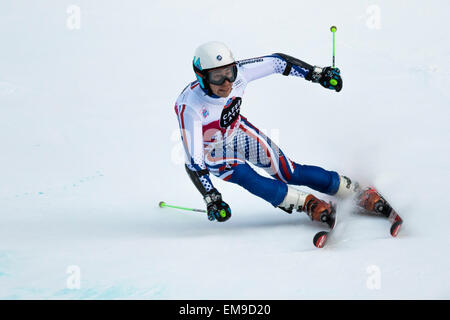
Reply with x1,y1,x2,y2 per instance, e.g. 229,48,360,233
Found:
273,53,323,82
185,164,214,197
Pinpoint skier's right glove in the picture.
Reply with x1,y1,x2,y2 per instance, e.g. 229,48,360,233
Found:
309,66,343,92
203,189,231,222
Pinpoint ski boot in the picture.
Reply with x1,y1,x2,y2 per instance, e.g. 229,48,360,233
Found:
357,187,403,237
278,186,336,227
357,187,390,217
304,194,336,228
334,175,403,237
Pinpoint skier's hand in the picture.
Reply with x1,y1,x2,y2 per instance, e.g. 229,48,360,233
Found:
204,189,231,222
319,67,343,92
207,201,231,222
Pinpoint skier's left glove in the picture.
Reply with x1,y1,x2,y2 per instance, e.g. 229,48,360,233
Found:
309,66,343,92
203,189,231,222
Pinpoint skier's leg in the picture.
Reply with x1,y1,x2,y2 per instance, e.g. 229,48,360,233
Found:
238,115,342,195
225,117,335,222
238,116,395,218
284,156,391,217
291,166,396,218
204,150,287,207
206,156,334,223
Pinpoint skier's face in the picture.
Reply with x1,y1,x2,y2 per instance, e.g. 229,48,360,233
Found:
207,64,236,97
210,79,233,97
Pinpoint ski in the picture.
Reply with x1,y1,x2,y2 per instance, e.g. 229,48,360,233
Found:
359,188,403,238
372,193,403,237
312,191,403,248
386,206,403,237
313,204,337,248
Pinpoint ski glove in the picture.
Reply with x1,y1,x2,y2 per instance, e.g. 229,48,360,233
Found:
309,66,343,92
204,189,231,222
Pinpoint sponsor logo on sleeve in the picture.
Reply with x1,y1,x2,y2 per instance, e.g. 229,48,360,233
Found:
238,58,264,67
233,79,243,88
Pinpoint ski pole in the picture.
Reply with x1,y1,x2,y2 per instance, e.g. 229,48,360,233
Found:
330,25,337,68
158,201,206,213
329,25,338,87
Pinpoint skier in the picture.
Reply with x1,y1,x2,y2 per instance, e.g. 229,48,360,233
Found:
174,41,394,227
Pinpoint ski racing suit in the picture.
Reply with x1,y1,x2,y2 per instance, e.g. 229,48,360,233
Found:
174,54,343,208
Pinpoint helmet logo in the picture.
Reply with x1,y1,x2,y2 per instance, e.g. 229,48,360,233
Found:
216,55,222,61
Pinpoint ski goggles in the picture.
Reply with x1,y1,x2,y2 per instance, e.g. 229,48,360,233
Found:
207,64,238,85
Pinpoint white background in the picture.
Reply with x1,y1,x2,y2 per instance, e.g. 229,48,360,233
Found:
0,0,449,299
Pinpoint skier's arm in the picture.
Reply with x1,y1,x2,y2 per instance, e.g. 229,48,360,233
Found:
238,53,342,91
175,104,232,222
175,104,214,196
237,54,311,81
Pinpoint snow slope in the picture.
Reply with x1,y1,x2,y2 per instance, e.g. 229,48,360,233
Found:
0,0,449,299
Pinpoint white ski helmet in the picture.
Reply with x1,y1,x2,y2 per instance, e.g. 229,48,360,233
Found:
192,41,237,91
